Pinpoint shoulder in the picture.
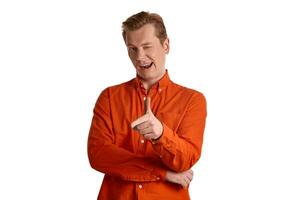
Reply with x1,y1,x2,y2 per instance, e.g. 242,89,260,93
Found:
170,81,206,102
99,78,136,98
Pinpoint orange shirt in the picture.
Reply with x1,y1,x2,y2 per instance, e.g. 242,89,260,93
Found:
88,71,207,200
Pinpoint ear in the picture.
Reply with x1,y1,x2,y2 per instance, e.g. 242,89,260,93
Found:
163,38,170,54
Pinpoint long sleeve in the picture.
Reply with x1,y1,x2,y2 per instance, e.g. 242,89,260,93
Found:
87,89,166,182
152,92,207,172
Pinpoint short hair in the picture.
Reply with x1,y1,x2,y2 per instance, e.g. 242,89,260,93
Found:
122,11,168,45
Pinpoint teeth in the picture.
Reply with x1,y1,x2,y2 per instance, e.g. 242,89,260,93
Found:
140,63,152,68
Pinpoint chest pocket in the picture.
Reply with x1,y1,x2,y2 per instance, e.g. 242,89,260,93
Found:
155,112,182,132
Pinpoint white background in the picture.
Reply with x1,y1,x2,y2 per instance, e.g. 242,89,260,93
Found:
0,0,299,199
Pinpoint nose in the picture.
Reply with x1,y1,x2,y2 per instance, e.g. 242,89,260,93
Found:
136,49,146,61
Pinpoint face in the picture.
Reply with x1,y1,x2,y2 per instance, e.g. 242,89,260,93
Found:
125,24,169,85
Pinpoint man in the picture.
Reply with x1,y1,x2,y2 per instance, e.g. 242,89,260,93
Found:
88,11,207,200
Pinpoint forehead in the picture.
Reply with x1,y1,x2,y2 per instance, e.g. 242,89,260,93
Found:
125,24,159,46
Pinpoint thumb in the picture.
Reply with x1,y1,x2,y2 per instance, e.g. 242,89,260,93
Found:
145,97,152,113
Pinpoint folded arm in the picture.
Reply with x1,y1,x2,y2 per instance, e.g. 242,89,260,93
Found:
88,89,166,182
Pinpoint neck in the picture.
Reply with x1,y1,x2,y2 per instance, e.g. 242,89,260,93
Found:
140,71,166,92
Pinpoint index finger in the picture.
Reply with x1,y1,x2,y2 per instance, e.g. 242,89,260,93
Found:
145,97,152,114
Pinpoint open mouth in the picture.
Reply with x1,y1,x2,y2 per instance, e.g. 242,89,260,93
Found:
140,62,153,69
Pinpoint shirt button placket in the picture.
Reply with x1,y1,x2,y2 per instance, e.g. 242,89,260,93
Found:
137,184,143,199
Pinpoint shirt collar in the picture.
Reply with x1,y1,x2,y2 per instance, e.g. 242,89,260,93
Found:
134,70,171,91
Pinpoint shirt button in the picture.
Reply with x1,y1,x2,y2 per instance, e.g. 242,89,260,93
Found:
143,96,146,100
159,88,162,92
156,177,160,180
159,155,162,158
138,184,143,189
141,139,145,144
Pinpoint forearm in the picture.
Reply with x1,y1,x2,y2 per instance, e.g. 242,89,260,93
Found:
88,136,166,182
152,123,204,172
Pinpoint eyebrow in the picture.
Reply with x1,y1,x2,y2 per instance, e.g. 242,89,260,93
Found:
127,42,153,47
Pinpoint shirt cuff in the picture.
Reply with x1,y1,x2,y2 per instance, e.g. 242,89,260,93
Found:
152,167,167,181
151,122,176,155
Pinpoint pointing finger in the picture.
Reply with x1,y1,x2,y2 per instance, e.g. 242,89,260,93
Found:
146,97,152,114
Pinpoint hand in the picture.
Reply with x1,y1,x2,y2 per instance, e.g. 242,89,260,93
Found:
131,97,163,140
165,170,193,187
